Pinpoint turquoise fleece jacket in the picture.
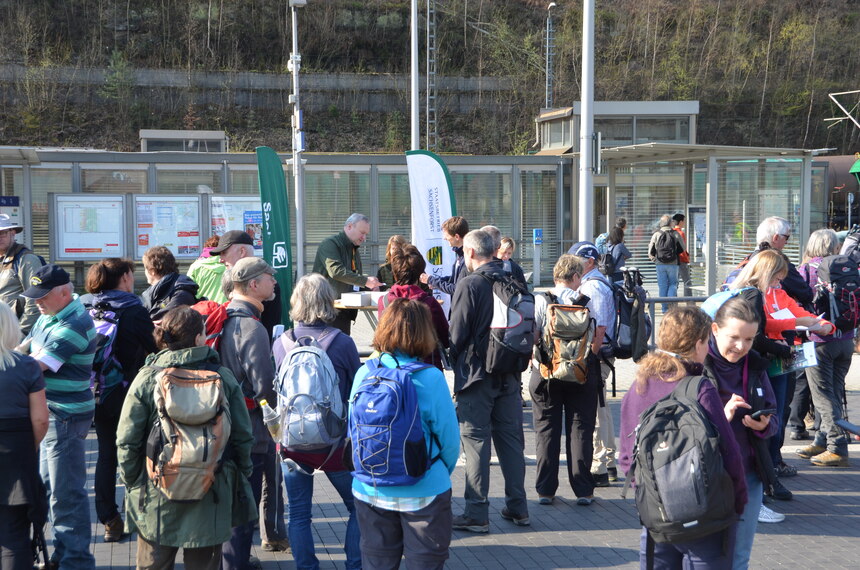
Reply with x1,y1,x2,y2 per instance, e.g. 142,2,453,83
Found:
350,352,460,500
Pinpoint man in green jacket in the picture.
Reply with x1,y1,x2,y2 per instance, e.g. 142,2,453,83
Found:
312,213,380,334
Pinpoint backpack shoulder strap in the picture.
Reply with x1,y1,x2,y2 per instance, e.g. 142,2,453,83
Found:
315,327,342,352
544,291,559,305
673,375,707,403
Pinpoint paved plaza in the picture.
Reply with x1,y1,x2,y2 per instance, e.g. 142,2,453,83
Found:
74,315,860,569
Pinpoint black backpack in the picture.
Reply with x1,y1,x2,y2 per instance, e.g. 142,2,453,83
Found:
839,224,860,263
651,230,681,264
813,254,860,332
606,268,651,361
481,272,536,375
598,244,617,277
624,376,736,545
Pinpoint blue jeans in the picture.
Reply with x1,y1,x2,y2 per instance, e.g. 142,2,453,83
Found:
282,462,361,570
733,471,763,570
655,263,679,312
768,373,789,465
40,412,95,570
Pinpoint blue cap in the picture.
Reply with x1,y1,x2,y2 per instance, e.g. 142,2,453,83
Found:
22,264,70,299
567,241,600,260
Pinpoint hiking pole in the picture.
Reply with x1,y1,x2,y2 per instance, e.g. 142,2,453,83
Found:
834,376,860,436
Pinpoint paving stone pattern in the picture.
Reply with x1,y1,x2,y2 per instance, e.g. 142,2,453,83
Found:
76,315,860,569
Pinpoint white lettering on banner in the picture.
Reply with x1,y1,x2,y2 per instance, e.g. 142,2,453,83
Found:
263,202,272,236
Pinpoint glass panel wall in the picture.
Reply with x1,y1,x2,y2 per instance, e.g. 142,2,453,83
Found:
377,172,412,266
156,168,222,194
450,170,512,238
31,167,73,260
82,168,146,193
520,168,558,282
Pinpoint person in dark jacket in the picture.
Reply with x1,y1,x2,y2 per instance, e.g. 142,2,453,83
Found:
273,273,362,570
421,216,469,296
752,216,813,308
378,244,449,369
312,213,381,334
140,246,199,322
449,229,529,533
79,258,156,543
217,257,288,566
0,301,48,569
620,306,747,569
704,296,780,569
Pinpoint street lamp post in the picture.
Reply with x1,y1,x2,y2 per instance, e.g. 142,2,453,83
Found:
288,0,306,276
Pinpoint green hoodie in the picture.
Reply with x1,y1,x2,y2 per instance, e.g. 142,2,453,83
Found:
187,255,228,303
116,346,256,547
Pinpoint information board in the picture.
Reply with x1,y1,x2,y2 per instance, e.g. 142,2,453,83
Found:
210,195,264,251
54,195,125,260
135,195,202,259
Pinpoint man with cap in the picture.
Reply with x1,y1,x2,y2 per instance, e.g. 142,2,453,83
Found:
0,213,44,334
218,257,288,567
312,213,381,334
566,242,616,502
18,265,97,569
211,230,283,338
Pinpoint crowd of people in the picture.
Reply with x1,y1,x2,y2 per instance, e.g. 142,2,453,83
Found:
0,210,855,570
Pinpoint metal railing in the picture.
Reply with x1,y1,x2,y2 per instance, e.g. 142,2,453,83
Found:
645,296,709,348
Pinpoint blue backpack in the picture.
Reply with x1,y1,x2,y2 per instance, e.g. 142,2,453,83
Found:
346,356,435,487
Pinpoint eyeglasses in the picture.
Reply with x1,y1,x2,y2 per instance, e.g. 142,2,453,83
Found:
778,234,791,241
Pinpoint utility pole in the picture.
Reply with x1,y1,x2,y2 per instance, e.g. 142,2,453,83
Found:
288,0,307,275
545,2,557,109
578,0,595,241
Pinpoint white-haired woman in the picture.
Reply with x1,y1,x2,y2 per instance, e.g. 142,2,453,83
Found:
272,274,362,570
1,302,49,568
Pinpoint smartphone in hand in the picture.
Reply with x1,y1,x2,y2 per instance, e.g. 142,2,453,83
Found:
750,408,777,420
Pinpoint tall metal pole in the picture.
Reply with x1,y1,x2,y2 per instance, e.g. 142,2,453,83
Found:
410,0,420,150
578,0,595,241
545,2,557,109
289,1,306,276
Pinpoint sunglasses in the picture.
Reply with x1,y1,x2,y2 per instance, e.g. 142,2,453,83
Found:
778,233,791,241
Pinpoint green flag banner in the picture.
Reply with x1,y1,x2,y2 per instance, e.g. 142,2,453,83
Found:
256,146,293,326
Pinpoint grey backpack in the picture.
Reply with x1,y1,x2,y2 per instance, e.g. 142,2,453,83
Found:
275,328,346,451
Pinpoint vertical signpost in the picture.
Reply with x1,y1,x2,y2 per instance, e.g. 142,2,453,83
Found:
533,228,543,287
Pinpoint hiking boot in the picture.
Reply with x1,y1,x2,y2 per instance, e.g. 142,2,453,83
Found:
452,514,490,533
104,515,124,543
810,450,849,467
758,505,785,524
500,508,530,526
769,479,793,501
795,444,826,459
593,472,610,487
789,429,810,441
538,495,555,505
607,467,619,482
261,538,291,552
576,495,594,506
775,462,798,478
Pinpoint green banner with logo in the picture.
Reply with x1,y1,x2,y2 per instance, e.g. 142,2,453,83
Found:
256,146,292,326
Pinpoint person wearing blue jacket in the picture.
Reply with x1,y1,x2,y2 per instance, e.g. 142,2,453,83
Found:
350,298,460,570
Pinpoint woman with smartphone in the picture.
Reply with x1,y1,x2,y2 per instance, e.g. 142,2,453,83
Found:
704,295,779,569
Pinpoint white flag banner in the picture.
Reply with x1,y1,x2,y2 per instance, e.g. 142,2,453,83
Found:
406,150,456,313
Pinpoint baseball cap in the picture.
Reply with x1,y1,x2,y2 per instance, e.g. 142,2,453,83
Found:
567,241,600,260
231,257,275,282
0,214,23,234
22,265,71,299
210,230,254,254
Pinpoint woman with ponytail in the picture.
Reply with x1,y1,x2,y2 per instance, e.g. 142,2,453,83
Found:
79,258,157,542
619,306,747,569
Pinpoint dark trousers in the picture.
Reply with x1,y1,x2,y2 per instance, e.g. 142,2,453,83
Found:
355,490,452,570
222,451,265,570
529,357,599,499
0,504,30,570
94,385,126,524
259,447,286,543
639,526,735,570
332,309,356,335
136,536,221,570
767,373,794,466
788,369,820,432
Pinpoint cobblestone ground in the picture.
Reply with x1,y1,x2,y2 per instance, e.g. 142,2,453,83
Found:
77,315,860,569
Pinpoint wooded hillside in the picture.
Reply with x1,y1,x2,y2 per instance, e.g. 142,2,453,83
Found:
0,0,858,154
